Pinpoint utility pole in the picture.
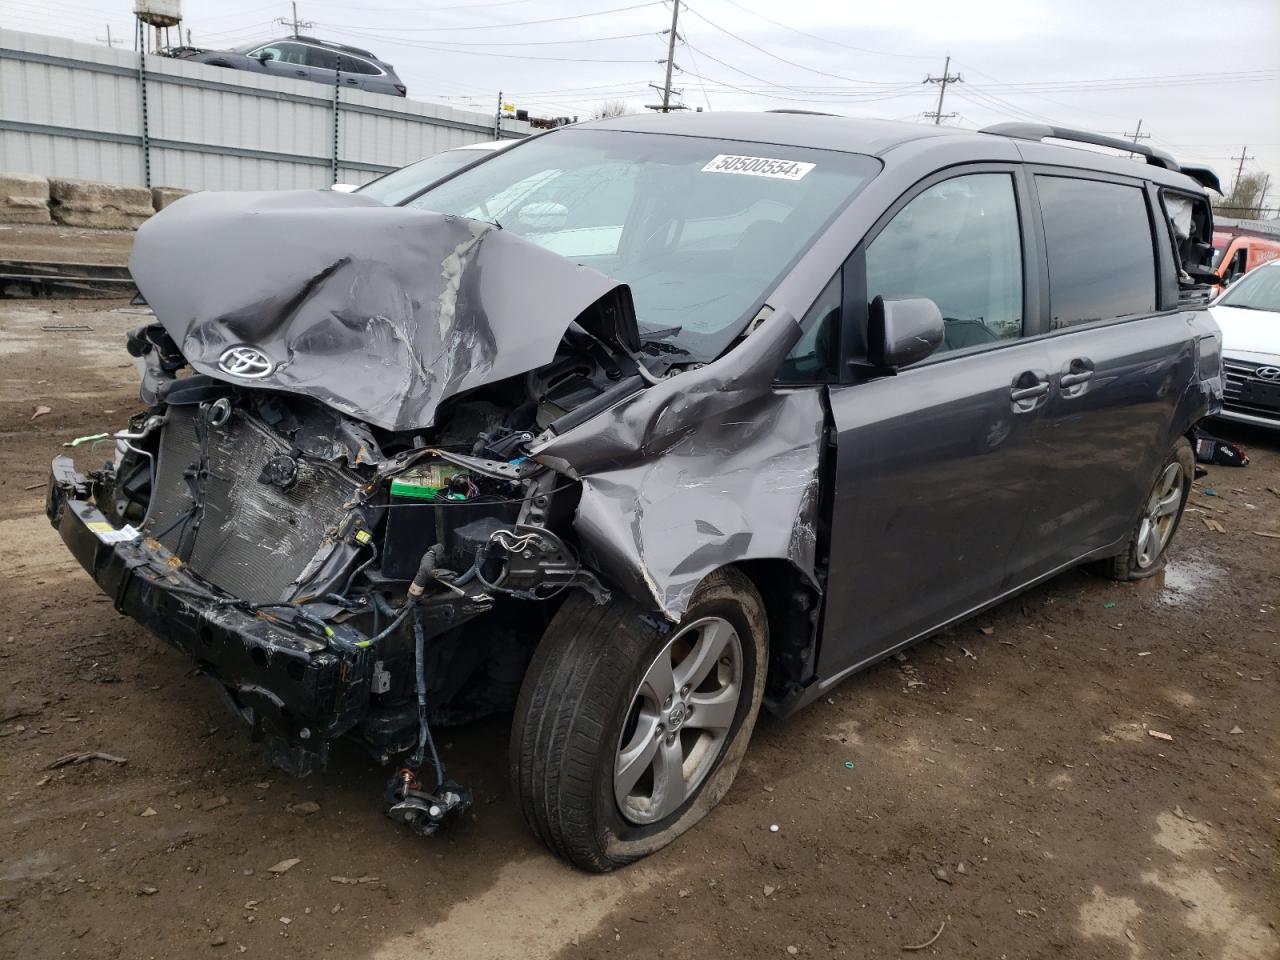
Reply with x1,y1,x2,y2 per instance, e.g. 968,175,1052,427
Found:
1230,145,1255,196
1123,118,1150,153
97,24,120,48
923,55,962,125
275,2,313,37
656,0,681,113
495,90,502,140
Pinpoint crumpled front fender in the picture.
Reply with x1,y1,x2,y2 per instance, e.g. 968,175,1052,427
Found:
534,309,825,621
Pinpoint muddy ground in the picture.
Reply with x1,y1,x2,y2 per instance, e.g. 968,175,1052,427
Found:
0,290,1276,960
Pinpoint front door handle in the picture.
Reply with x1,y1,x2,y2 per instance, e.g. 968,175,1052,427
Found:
1059,357,1095,398
1010,370,1050,413
295,69,307,77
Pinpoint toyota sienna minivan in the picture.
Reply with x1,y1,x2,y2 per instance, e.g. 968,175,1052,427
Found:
48,113,1224,871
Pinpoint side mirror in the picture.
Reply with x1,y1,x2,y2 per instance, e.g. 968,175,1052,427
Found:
253,50,275,62
516,201,569,230
866,295,944,369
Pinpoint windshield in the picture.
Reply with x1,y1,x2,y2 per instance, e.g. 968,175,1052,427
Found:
405,128,879,360
1218,265,1280,311
358,149,496,205
1211,236,1228,268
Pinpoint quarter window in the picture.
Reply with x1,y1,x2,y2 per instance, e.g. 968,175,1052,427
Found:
341,56,381,75
778,272,842,382
865,173,1023,353
1036,176,1156,327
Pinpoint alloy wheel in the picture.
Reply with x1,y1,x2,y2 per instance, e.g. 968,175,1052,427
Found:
1135,461,1185,569
613,616,743,825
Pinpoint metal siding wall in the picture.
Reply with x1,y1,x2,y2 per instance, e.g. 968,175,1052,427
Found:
0,28,529,191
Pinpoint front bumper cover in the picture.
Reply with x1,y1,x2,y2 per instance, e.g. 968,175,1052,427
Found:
47,456,371,774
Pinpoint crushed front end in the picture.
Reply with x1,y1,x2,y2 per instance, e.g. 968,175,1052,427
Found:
47,360,618,833
44,189,652,836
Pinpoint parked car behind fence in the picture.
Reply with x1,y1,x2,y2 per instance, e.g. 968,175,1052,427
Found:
167,35,406,97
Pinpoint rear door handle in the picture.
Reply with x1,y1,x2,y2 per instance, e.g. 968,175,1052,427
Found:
1059,358,1095,398
1010,370,1050,412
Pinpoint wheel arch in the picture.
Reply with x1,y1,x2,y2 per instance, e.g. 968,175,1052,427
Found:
732,559,821,709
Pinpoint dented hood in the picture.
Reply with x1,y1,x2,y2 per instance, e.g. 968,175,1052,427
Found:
130,189,638,431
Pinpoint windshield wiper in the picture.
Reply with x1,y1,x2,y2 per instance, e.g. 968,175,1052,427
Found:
641,325,682,340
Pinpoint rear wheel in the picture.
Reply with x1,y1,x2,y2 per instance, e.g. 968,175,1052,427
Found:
510,567,767,872
1099,436,1194,580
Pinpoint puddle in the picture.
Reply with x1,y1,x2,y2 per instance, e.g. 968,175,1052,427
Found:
1159,554,1226,606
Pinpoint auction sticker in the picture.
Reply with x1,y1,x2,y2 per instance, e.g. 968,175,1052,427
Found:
702,154,815,181
86,521,139,544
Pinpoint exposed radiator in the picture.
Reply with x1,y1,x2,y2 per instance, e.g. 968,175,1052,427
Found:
143,406,361,604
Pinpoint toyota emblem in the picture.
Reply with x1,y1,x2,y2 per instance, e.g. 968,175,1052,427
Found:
217,345,275,379
1256,365,1280,383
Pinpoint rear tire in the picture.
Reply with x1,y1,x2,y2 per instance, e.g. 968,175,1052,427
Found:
1098,436,1194,581
510,567,768,872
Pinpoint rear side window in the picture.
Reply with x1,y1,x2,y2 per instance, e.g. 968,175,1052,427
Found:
302,46,340,70
1036,176,1156,327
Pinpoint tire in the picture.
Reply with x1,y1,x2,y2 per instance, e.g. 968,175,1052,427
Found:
510,567,768,872
1098,436,1195,581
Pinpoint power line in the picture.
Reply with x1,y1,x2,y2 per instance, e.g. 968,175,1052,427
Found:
923,55,961,124
304,0,540,10
679,38,819,93
396,31,658,47
716,0,937,60
327,25,661,62
275,2,314,37
322,1,664,33
1124,119,1150,157
675,65,924,106
678,27,713,110
648,0,685,112
679,3,885,85
1231,146,1257,194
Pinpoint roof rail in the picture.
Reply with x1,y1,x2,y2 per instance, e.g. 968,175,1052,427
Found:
980,122,1180,172
764,109,840,117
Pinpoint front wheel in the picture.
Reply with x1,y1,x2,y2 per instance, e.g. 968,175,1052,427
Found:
1099,436,1194,580
510,567,768,872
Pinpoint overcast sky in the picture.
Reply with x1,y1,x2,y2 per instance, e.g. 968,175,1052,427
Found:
6,0,1278,205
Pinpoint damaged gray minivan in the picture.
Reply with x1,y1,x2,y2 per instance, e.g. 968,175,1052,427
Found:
47,113,1225,871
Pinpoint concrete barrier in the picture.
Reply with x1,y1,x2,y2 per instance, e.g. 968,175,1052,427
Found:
49,177,154,229
151,186,192,211
0,172,51,224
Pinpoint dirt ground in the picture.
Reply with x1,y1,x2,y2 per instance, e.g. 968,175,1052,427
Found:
0,289,1276,959
0,223,134,265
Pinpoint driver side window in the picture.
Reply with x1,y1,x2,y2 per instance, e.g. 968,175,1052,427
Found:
866,173,1023,353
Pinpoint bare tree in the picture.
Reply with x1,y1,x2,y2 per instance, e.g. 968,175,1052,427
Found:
592,100,632,120
1216,172,1270,219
